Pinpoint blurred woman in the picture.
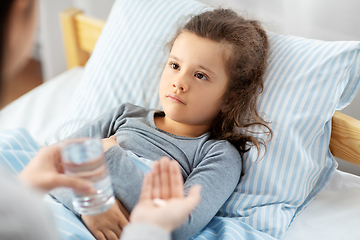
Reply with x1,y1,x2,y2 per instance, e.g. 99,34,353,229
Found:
0,1,201,239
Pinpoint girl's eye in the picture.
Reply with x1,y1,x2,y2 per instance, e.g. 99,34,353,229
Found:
170,62,180,70
195,72,208,80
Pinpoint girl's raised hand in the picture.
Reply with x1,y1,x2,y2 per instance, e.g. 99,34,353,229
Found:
130,157,202,232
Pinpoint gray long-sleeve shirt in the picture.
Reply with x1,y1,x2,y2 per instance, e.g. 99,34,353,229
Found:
51,103,242,240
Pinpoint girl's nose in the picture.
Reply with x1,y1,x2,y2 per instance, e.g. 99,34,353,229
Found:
172,77,188,92
172,82,186,91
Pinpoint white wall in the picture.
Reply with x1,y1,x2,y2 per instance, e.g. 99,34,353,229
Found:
38,0,115,81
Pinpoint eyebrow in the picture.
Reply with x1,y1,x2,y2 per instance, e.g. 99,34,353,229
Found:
169,55,215,75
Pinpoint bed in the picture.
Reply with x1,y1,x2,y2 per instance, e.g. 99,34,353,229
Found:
1,0,360,239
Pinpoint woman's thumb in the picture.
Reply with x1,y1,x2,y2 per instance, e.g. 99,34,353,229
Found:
56,175,95,194
185,184,202,210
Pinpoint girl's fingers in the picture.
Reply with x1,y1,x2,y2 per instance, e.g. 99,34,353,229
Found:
159,157,171,199
116,209,129,230
152,161,161,199
169,160,184,198
103,229,120,240
92,231,106,240
138,172,152,202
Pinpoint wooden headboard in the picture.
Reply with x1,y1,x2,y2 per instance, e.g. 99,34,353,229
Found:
60,8,360,166
60,8,105,68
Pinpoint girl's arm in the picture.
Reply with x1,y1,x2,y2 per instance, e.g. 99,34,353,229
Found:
49,103,142,213
171,141,242,240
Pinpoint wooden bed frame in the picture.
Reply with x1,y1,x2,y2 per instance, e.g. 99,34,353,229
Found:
60,8,360,166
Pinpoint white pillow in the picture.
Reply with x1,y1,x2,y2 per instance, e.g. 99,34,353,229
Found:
60,0,360,238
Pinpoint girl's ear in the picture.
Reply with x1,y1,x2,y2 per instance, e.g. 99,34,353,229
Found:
219,104,226,114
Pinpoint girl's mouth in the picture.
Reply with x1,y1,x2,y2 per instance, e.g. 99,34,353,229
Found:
166,94,186,104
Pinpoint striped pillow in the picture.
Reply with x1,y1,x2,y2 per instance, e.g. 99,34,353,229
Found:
60,0,360,239
62,0,210,130
216,33,360,238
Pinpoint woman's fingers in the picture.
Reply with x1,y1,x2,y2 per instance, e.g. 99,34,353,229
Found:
169,160,184,198
184,184,202,211
54,174,94,194
152,161,161,199
159,157,171,199
153,157,183,199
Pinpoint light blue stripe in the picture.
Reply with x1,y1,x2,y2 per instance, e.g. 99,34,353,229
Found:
256,42,338,233
262,42,332,197
276,42,340,205
219,35,360,238
299,46,356,195
297,45,355,197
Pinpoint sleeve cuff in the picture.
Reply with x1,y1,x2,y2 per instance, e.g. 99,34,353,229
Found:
121,223,170,240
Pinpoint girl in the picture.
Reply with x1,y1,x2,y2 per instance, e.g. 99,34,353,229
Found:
51,8,272,240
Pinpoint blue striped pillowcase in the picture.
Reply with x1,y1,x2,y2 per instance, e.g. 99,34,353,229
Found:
216,33,360,238
60,0,360,239
62,0,211,132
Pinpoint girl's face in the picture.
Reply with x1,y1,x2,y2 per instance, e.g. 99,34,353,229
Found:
3,0,38,81
159,31,229,132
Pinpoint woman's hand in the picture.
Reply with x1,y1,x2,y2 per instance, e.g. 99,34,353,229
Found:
102,135,118,152
19,144,95,193
130,157,202,232
81,198,129,240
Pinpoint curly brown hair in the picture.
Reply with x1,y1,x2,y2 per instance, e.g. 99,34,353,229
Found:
170,8,272,156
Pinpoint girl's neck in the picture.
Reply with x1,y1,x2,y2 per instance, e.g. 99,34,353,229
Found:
154,115,211,138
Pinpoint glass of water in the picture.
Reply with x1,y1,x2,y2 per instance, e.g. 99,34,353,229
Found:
56,121,115,215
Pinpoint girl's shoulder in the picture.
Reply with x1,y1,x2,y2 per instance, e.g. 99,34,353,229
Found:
194,138,242,172
201,137,241,159
112,102,154,118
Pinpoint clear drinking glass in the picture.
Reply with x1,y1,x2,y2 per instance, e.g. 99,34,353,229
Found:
56,121,115,215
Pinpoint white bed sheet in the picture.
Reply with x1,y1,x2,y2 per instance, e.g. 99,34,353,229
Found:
1,67,360,239
0,67,83,145
284,170,360,240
